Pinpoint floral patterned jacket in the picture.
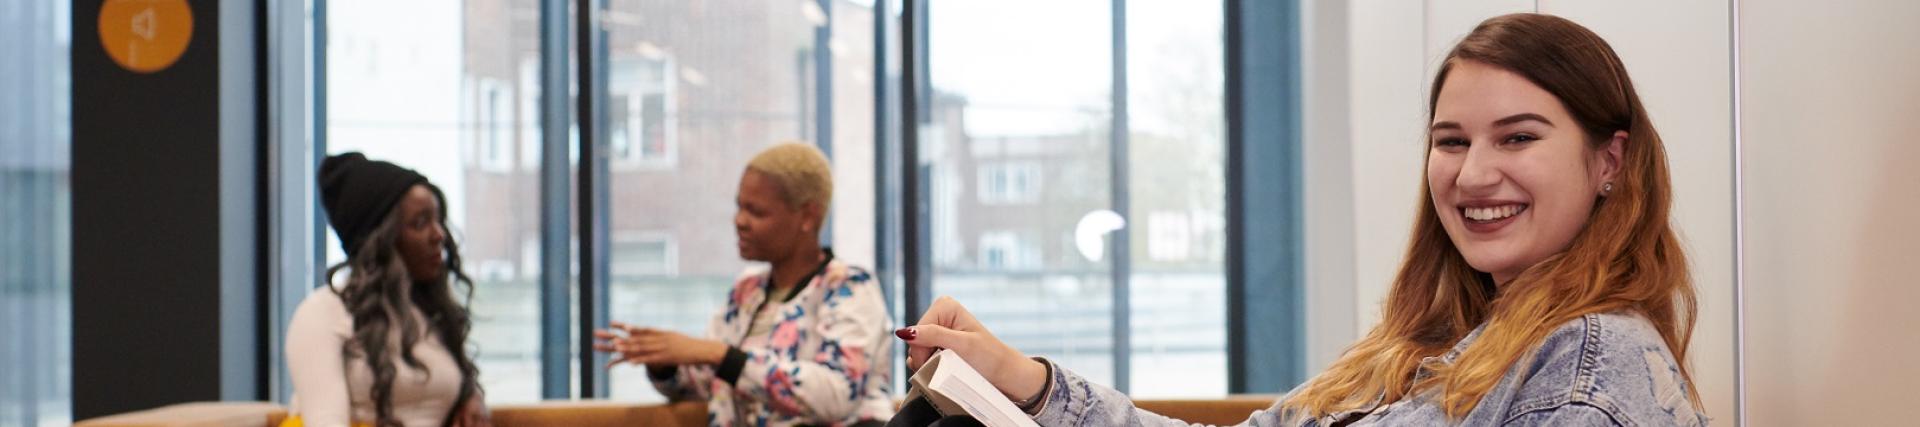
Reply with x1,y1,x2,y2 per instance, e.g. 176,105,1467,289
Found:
650,254,894,426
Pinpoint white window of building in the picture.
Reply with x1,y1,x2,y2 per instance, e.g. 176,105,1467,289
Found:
473,259,517,282
473,78,514,173
979,231,1039,270
610,232,677,277
520,237,541,281
611,58,676,170
517,58,542,172
976,161,1042,205
1147,211,1192,262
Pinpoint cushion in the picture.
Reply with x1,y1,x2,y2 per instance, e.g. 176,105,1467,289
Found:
75,402,288,427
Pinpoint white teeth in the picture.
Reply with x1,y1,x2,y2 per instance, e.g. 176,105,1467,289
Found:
1464,204,1525,221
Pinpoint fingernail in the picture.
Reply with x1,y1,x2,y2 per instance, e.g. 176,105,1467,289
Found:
895,327,917,341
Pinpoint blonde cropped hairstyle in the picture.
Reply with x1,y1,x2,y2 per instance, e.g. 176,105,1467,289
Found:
746,142,834,213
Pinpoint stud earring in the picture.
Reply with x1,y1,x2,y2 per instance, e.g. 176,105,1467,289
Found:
1602,182,1614,196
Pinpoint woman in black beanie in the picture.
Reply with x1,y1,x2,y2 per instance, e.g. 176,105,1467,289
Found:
286,152,489,427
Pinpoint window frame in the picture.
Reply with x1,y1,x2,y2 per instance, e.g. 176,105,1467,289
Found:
286,0,1285,401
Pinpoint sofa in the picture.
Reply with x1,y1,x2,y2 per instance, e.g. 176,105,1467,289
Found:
75,396,1278,426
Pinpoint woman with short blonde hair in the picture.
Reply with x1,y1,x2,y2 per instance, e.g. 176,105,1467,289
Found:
597,142,894,427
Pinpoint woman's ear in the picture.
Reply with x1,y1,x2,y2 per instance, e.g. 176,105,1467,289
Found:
800,201,825,233
1596,130,1627,188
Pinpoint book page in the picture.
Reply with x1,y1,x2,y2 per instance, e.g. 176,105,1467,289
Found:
918,350,1041,427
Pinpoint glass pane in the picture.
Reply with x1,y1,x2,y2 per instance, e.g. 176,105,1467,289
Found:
926,0,1118,386
1124,0,1226,398
603,0,878,401
0,0,72,425
325,0,548,403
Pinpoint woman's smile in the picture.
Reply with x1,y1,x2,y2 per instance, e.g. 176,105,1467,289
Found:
1459,201,1529,233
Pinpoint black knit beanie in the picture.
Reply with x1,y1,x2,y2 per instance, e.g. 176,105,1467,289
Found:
319,152,430,258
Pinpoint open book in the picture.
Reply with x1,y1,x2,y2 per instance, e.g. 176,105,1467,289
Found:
906,350,1042,427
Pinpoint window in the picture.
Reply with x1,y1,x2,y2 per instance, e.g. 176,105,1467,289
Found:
611,232,677,277
603,0,878,402
918,0,1226,396
1145,211,1191,262
610,57,676,169
926,0,1123,387
517,59,543,173
310,0,1221,403
978,231,1040,270
1123,0,1226,397
326,0,550,403
472,78,515,173
976,160,1042,205
1,0,71,425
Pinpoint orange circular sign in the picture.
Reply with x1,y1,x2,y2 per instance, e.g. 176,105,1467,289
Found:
98,0,194,73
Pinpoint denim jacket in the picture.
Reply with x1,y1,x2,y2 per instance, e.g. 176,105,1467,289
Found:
1031,311,1708,426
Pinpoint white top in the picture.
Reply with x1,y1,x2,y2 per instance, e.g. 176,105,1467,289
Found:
286,289,462,427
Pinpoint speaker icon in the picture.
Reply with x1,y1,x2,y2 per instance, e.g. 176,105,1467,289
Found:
131,7,156,41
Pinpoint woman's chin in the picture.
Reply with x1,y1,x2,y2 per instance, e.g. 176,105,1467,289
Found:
1460,255,1522,280
410,268,444,283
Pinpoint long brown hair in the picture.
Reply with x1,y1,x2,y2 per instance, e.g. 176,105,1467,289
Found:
1283,13,1699,418
325,184,481,427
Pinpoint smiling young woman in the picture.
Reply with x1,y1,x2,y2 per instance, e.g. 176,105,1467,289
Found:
891,13,1706,427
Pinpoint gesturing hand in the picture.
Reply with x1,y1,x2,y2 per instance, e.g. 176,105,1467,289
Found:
592,321,729,368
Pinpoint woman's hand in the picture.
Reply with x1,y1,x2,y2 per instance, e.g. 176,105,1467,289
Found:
898,296,1051,402
593,321,729,368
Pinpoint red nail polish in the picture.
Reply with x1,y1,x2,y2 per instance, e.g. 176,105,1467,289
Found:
895,327,917,341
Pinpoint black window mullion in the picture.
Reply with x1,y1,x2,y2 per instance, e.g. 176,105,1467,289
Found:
575,0,611,399
900,0,931,334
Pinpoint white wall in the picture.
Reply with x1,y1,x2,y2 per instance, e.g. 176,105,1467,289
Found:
1307,1,1738,423
1337,0,1426,352
1538,1,1738,422
1299,0,1358,374
1739,1,1920,425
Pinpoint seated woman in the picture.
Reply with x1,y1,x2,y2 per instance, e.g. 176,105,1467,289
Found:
596,142,894,427
895,14,1709,426
286,153,488,427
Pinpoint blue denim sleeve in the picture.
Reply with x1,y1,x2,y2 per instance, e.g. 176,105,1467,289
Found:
1029,359,1306,427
